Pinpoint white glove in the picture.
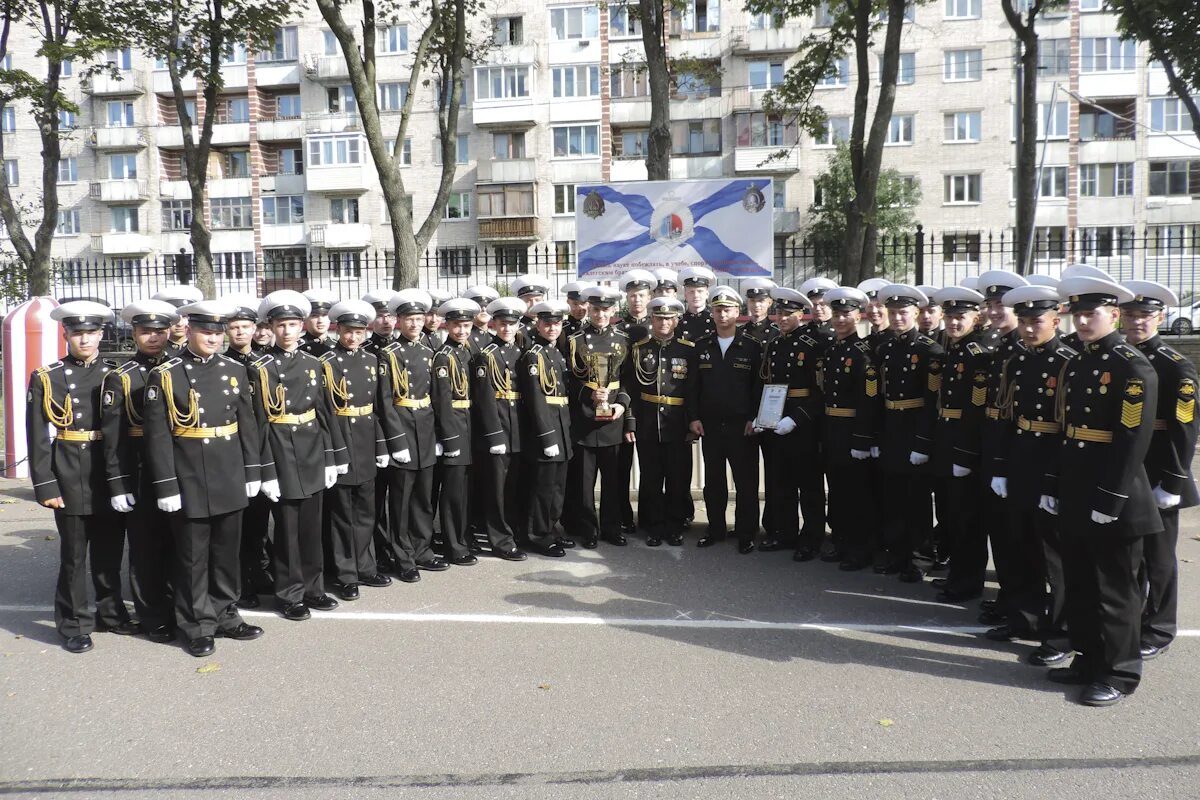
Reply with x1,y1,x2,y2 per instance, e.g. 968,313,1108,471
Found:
870,446,880,459
261,479,281,503
157,494,182,513
376,455,390,468
544,444,560,458
850,449,871,461
990,477,1008,499
489,444,507,455
609,404,625,420
774,417,796,436
245,481,261,498
1038,495,1058,515
1154,484,1182,510
752,425,765,434
336,463,349,475
110,493,136,513
909,451,929,466
392,449,411,464
435,443,444,457
952,464,972,478
1091,510,1117,524
324,466,338,488
444,449,461,458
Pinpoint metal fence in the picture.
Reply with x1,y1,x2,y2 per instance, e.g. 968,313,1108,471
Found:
9,225,1200,311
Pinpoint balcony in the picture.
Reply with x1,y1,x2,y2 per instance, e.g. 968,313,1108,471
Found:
306,163,370,193
610,159,648,182
611,97,651,125
212,122,251,145
154,125,190,148
208,178,253,198
1078,72,1137,100
261,224,307,248
478,158,536,183
734,145,800,173
774,209,801,235
304,113,361,135
82,72,144,96
729,87,767,112
477,216,538,241
219,64,248,89
668,155,724,180
729,25,804,54
151,70,197,94
306,54,351,82
89,179,149,203
96,232,153,255
479,43,538,66
258,117,305,140
90,126,146,149
667,32,723,60
473,98,537,128
256,61,302,87
158,179,190,199
309,222,371,249
260,173,306,194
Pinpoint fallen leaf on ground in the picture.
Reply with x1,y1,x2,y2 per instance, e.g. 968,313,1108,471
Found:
537,683,551,691
0,499,16,504
196,663,221,675
44,536,55,541
878,719,895,727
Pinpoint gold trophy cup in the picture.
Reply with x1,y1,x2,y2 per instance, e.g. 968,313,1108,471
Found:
587,351,617,420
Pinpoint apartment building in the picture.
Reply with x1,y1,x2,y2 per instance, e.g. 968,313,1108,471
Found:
0,0,1198,296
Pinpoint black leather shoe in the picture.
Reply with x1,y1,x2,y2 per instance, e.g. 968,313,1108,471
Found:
696,535,725,548
930,577,949,588
738,540,756,555
101,620,141,636
666,533,684,546
1047,667,1088,685
186,636,215,657
336,583,360,601
582,537,599,549
64,634,93,654
1141,642,1170,660
361,573,392,588
603,532,628,546
839,558,868,571
416,558,450,572
936,588,982,604
146,625,175,644
451,554,478,566
1080,682,1124,707
978,608,1007,625
469,544,483,555
397,568,421,583
646,536,662,547
494,547,528,561
898,566,925,583
984,625,1017,642
531,542,566,558
793,547,818,562
759,538,792,552
820,550,843,563
216,623,263,641
281,602,311,621
979,599,999,612
620,523,636,535
1026,644,1070,666
237,592,261,609
304,594,339,612
556,537,576,549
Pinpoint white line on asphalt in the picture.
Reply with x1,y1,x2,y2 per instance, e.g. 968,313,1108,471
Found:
824,589,969,609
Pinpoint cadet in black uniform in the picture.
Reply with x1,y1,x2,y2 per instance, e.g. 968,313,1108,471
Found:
322,300,396,600
153,285,203,354
614,269,656,536
820,288,882,570
361,289,401,572
565,286,633,549
691,286,762,554
739,277,778,346
462,285,501,541
560,280,594,353
518,300,575,557
470,297,529,560
299,288,337,356
626,297,699,546
678,266,717,342
858,278,891,353
423,288,452,351
510,276,548,347
463,285,500,354
28,301,133,654
1119,280,1198,661
142,300,264,657
101,299,179,644
798,277,838,349
252,291,345,621
653,268,679,298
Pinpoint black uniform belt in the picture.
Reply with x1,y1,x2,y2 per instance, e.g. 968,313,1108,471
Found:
641,393,684,406
1065,424,1112,443
56,429,102,442
495,390,521,400
825,407,856,418
885,398,925,411
173,422,238,439
584,381,621,391
787,388,811,398
1017,416,1061,434
545,396,568,406
335,404,374,417
938,408,963,420
395,396,431,409
270,409,317,425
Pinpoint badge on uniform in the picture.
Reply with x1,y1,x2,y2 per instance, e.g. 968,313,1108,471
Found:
1099,372,1111,394
476,367,486,377
1178,380,1195,424
102,390,115,407
147,386,159,401
438,367,449,378
229,376,238,388
865,366,878,397
1121,378,1144,429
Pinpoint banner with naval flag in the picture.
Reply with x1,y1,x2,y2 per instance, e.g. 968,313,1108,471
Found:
574,178,775,280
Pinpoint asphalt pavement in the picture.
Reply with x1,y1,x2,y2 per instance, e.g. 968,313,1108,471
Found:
1,476,1198,799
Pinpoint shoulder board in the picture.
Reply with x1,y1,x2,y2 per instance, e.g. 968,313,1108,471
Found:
34,361,63,375
854,340,871,354
966,342,983,356
482,342,499,355
1055,344,1077,359
102,358,118,367
216,353,241,366
111,359,140,377
799,334,817,347
917,334,938,347
612,328,630,339
528,343,545,354
437,345,454,356
635,337,650,346
250,354,274,368
380,341,401,354
676,338,695,347
1158,345,1186,363
151,357,183,374
317,350,337,364
1114,343,1140,360
294,350,320,363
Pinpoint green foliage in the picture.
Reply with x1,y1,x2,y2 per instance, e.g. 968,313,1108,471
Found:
1111,0,1200,138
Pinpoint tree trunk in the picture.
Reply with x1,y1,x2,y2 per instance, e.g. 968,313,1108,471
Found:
641,0,671,181
1002,0,1040,275
1112,0,1200,145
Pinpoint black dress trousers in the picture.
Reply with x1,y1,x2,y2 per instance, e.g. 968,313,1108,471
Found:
328,479,378,584
53,511,127,638
271,493,325,604
170,510,246,640
700,420,760,544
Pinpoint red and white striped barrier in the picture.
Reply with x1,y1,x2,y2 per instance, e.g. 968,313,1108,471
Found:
3,297,65,479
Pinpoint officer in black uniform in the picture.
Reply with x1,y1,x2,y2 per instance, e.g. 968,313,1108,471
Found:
1119,280,1199,661
510,276,548,347
251,290,345,621
360,288,400,571
464,285,501,354
565,285,633,549
560,280,594,353
1059,264,1114,350
653,268,679,298
423,288,452,351
1047,275,1161,706
758,287,826,559
362,289,400,355
519,300,575,557
321,299,397,600
614,269,656,536
691,286,762,554
381,289,446,581
101,299,179,644
153,285,203,354
912,284,948,570
461,284,500,541
626,297,699,546
820,287,883,570
739,277,778,346
917,285,945,342
27,301,133,654
141,299,264,657
678,266,717,341
470,297,529,560
875,284,944,581
299,288,337,356
798,277,838,349
858,278,892,353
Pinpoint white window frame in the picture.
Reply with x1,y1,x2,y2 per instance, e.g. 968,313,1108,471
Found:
1081,37,1137,73
443,191,471,221
1151,98,1189,133
1036,100,1069,140
378,81,408,112
552,124,600,158
885,114,914,145
552,65,601,99
110,206,139,232
748,61,785,91
818,58,850,87
1037,165,1068,199
943,49,982,82
474,66,532,101
377,24,409,54
554,183,576,215
262,195,304,225
944,0,981,19
308,134,363,167
55,209,81,236
550,6,599,41
813,116,850,147
58,156,78,182
943,110,981,143
109,152,138,179
943,173,981,204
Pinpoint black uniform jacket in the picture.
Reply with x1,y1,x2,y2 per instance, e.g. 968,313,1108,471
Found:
471,335,526,454
432,340,473,466
320,344,393,486
931,328,995,476
379,336,438,470
518,336,573,462
625,334,699,443
101,351,166,499
694,330,762,423
566,323,633,447
820,333,882,464
1135,335,1200,507
876,326,944,472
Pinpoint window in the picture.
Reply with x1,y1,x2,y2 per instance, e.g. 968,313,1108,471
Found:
211,196,252,229
329,252,362,279
477,184,535,217
259,26,298,61
1079,0,1106,9
944,174,981,204
818,58,849,87
673,67,720,99
437,247,473,276
613,128,649,158
493,16,523,45
610,64,650,98
749,61,785,91
264,248,308,280
773,182,786,211
1038,166,1068,198
433,133,469,165
105,47,132,71
674,0,720,32
944,110,981,142
2,159,16,185
1038,39,1069,75
1032,226,1067,260
58,157,78,182
218,97,249,124
378,82,408,111
494,245,529,275
554,241,575,272
220,41,247,65
1148,225,1200,257
943,232,981,264
55,209,81,236
735,113,798,147
878,0,915,19
1081,37,1136,72
162,199,192,231
110,206,139,232
1080,99,1135,140
1080,163,1134,197
384,137,413,165
1,107,15,133
1080,226,1135,258
109,153,138,179
813,1,835,26
1036,100,1068,139
610,5,641,36
308,135,363,167
672,119,721,154
749,11,783,29
879,52,915,85
276,93,302,119
213,251,254,281
553,124,600,158
944,49,981,82
223,150,251,178
475,66,531,100
1149,160,1200,196
58,109,76,129
323,30,340,56
262,195,304,225
444,192,471,220
945,0,980,18
111,259,142,284
1151,98,1189,133
327,86,357,114
377,24,408,53
552,65,601,98
550,6,599,41
278,146,304,174
814,116,850,147
554,184,576,214
886,114,914,145
105,101,134,128
330,197,360,224
61,59,72,77
492,131,526,159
